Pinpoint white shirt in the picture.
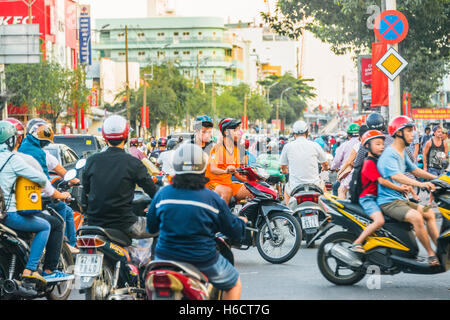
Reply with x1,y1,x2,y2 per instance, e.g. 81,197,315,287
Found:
45,151,60,171
157,150,175,176
280,136,328,191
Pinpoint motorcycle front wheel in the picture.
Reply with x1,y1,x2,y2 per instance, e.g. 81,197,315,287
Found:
317,232,366,286
256,211,302,264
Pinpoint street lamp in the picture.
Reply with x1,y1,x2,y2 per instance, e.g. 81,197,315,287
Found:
266,81,280,105
277,87,293,122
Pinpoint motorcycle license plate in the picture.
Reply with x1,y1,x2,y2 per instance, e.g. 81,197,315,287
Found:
74,254,103,277
301,215,319,229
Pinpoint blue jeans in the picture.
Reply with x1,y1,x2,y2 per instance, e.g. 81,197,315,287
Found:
49,201,76,247
4,212,50,271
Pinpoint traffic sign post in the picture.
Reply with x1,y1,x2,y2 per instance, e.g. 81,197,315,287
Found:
373,4,408,120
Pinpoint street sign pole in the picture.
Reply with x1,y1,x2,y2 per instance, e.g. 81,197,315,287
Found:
386,0,401,120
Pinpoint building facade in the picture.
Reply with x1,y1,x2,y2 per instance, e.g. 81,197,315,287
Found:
92,16,245,87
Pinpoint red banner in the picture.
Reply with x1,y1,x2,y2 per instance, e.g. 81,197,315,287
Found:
242,115,248,130
371,42,389,107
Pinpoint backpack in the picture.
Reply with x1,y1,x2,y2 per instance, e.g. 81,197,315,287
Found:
349,156,377,204
0,155,14,221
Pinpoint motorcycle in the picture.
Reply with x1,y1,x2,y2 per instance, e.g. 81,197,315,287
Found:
144,235,235,300
227,166,302,264
0,169,82,300
256,153,285,200
287,184,330,248
315,175,450,286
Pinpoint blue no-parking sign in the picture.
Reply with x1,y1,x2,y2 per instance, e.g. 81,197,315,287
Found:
374,10,409,44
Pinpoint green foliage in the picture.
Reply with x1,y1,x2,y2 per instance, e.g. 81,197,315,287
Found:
5,62,90,127
258,73,316,124
262,0,449,107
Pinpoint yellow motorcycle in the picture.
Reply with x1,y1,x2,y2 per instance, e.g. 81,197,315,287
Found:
316,175,450,285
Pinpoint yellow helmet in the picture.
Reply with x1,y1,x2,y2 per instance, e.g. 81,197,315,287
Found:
31,123,54,143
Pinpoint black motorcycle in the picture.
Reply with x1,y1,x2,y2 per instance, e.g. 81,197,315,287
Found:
0,169,81,300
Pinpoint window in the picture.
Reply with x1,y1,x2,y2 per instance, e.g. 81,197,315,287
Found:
198,50,203,56
198,32,203,39
138,51,146,59
212,32,217,39
157,51,165,59
174,32,179,37
212,50,216,56
174,51,179,55
183,51,190,56
63,148,78,166
118,52,126,56
117,32,125,40
137,32,145,39
182,32,190,39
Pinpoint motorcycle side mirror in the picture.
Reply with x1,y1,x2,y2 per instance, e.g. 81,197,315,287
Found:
75,159,87,170
64,169,77,182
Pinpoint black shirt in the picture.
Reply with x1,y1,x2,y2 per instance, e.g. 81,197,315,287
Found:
82,147,158,230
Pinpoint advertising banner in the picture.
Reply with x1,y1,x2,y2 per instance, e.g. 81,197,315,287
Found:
357,55,372,111
412,108,450,120
78,4,91,65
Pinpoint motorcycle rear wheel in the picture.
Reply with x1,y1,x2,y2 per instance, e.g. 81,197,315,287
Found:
256,211,302,264
85,259,114,300
46,243,74,300
317,232,366,286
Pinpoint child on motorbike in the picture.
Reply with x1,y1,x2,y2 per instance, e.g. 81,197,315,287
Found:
147,143,247,300
350,130,412,253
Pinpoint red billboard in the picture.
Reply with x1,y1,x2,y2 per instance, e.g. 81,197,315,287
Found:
0,0,56,42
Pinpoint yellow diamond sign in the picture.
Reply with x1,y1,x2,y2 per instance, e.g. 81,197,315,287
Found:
375,47,408,81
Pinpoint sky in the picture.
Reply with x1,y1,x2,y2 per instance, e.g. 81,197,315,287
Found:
80,0,274,24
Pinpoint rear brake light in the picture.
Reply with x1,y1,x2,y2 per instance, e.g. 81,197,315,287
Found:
296,194,319,204
76,236,106,248
149,272,183,291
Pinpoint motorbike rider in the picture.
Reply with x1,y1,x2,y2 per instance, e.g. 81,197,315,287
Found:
377,116,440,266
146,143,247,300
0,121,73,284
150,137,168,159
280,120,329,206
350,130,411,253
19,120,78,279
205,118,252,204
156,138,179,176
192,115,214,155
129,137,147,160
82,115,158,239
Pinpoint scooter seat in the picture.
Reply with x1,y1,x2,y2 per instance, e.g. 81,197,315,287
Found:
146,260,208,284
337,200,373,220
290,184,323,197
77,226,132,247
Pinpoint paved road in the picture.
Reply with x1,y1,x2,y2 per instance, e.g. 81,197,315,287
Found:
67,216,449,300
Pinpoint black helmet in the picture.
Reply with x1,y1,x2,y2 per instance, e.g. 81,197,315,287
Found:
172,143,208,175
166,138,179,151
366,113,386,132
218,118,241,136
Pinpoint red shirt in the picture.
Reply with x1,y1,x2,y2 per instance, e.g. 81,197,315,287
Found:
360,158,381,198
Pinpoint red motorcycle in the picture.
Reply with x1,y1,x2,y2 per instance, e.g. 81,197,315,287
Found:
227,166,302,264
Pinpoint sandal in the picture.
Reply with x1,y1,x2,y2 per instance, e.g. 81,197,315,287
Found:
349,244,365,254
21,270,47,284
427,255,440,267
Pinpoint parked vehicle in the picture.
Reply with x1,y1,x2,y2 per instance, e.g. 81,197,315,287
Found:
316,175,450,286
227,166,302,264
44,143,80,174
53,134,106,159
287,184,330,248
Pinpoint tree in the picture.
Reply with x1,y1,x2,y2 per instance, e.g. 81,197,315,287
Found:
258,73,316,124
5,62,90,128
262,0,449,108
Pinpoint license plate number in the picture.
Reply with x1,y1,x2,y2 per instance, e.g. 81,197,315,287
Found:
301,215,319,229
74,254,103,277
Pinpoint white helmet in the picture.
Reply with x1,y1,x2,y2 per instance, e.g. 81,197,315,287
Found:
172,143,208,175
292,120,309,134
102,115,129,141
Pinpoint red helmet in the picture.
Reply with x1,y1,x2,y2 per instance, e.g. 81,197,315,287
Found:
158,137,167,147
5,118,24,135
102,115,129,141
244,139,250,149
361,130,385,148
388,116,415,137
130,138,138,146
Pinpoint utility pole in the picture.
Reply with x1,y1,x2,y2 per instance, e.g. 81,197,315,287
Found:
0,65,8,120
386,0,401,120
125,25,131,121
243,93,247,131
27,0,37,119
212,72,216,121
